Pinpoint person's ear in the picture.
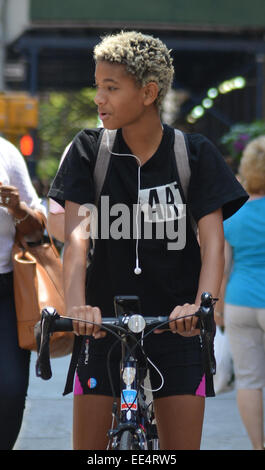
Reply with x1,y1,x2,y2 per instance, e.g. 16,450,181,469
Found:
143,82,159,106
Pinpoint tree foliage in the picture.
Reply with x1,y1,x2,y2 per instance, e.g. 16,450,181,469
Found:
37,88,98,181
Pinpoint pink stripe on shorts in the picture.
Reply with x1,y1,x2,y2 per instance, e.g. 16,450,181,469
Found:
74,372,84,395
195,374,206,397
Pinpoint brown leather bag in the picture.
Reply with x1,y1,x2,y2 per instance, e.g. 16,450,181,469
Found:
12,214,74,357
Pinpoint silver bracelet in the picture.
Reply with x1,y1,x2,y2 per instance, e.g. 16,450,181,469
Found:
14,213,29,225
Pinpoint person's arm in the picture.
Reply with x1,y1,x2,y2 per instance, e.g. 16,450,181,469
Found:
63,201,105,338
1,140,45,238
0,183,43,238
195,208,225,303
214,240,232,326
167,208,225,336
47,212,65,242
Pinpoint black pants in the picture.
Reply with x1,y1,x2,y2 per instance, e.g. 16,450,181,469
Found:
0,272,30,450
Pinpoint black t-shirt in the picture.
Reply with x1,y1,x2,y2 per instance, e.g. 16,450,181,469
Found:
49,124,248,317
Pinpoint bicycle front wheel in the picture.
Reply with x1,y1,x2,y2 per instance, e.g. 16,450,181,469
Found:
118,430,139,450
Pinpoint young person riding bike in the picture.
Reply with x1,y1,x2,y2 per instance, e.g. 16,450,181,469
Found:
49,31,248,450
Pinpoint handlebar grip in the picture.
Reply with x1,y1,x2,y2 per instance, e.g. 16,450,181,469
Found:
51,317,121,332
144,316,169,330
51,317,73,332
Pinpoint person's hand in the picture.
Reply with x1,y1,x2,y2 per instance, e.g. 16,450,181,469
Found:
169,303,200,336
70,305,106,339
155,303,200,337
0,183,21,213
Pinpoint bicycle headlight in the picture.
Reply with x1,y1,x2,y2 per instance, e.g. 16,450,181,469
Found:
128,314,146,333
122,367,136,386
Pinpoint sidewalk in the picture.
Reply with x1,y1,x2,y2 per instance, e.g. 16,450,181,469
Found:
14,352,263,451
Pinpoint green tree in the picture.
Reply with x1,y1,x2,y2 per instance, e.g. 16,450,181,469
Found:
37,88,98,182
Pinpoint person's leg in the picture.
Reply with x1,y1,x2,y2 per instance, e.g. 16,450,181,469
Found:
73,394,118,449
225,304,265,451
145,331,208,450
154,394,205,450
0,273,30,450
72,331,122,449
237,389,264,450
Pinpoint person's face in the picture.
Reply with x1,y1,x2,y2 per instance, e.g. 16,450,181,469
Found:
94,61,147,130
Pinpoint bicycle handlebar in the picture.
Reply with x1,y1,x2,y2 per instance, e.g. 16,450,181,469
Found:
35,292,216,381
48,314,170,333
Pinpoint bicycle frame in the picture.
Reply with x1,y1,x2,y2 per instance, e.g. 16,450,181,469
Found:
108,328,156,450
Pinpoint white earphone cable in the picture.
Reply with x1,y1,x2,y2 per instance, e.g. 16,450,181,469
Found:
106,130,142,275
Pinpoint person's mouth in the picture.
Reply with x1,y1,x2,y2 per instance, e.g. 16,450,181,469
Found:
99,111,110,121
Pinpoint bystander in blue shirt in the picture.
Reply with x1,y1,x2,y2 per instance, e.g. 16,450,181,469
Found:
224,196,265,307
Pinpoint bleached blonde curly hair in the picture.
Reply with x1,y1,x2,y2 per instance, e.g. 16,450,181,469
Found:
239,135,265,194
94,31,174,107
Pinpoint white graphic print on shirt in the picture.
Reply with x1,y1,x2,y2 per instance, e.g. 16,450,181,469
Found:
139,181,184,223
139,181,186,249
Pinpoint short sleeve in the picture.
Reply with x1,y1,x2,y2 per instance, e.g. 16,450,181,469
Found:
48,129,101,208
186,134,249,222
8,142,46,216
48,142,72,213
49,199,65,214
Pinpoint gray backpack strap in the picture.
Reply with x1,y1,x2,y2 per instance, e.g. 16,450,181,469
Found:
173,129,191,201
94,129,117,205
173,129,197,234
88,129,116,262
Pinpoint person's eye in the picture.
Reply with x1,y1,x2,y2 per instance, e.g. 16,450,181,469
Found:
108,86,118,91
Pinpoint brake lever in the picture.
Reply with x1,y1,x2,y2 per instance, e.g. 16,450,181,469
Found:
35,307,60,380
195,293,217,376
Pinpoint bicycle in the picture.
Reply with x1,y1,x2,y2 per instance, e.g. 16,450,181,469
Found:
35,291,217,450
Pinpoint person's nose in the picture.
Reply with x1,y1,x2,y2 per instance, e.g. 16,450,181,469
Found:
94,89,107,106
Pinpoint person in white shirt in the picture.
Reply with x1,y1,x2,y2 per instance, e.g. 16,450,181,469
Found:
0,136,45,450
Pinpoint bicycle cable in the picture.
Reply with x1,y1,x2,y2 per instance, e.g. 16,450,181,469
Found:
139,331,165,393
127,312,203,394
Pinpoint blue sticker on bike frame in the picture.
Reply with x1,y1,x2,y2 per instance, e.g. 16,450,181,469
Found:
121,389,137,410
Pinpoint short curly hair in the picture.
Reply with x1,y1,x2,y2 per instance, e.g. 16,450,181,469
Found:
239,135,265,194
94,31,174,107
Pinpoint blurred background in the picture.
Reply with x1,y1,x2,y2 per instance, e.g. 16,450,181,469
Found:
1,0,265,192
